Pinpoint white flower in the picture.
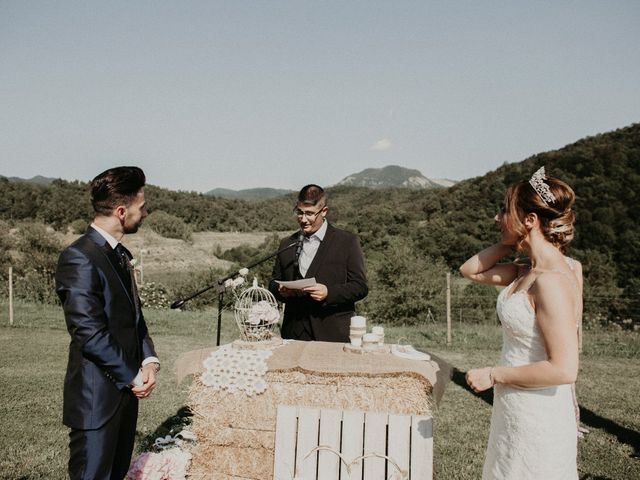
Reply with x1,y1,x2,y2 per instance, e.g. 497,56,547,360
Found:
238,267,249,277
224,278,234,289
247,301,279,325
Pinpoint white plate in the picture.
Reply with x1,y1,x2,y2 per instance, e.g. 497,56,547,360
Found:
391,344,431,361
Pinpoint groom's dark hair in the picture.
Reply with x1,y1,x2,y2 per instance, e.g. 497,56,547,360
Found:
90,166,146,216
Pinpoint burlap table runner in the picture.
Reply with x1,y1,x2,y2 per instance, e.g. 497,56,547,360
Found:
175,340,450,404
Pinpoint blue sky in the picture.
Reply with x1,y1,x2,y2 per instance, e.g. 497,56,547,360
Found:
1,1,639,192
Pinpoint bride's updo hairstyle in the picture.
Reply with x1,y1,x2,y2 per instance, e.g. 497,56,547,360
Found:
504,167,576,253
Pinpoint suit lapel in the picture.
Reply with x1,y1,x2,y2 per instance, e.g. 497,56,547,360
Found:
305,223,334,279
86,227,136,311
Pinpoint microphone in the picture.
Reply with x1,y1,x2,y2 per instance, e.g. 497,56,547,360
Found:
293,231,304,269
170,299,185,309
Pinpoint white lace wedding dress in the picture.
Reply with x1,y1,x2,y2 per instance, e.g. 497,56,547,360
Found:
483,280,578,479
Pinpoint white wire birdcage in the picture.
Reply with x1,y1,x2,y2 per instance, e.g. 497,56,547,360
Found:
233,278,281,342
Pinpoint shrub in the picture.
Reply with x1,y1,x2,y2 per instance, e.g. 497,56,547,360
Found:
361,237,448,325
218,233,282,285
452,282,499,324
138,281,171,309
9,222,62,304
145,210,192,242
70,219,88,234
169,267,226,311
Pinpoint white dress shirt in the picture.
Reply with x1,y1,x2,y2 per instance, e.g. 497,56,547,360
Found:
299,220,328,277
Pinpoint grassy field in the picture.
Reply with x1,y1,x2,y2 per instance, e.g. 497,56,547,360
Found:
1,301,638,479
54,228,287,285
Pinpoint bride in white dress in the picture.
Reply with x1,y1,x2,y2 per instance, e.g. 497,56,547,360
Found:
460,167,582,480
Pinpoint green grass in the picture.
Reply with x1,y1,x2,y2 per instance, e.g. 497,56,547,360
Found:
1,301,638,479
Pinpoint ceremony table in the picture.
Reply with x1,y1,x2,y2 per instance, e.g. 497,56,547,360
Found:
175,340,450,480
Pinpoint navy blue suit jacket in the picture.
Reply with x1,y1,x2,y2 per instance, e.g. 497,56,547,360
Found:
269,223,368,342
56,227,156,430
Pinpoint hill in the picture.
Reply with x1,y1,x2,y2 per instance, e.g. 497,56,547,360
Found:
204,165,454,197
3,175,58,186
205,187,294,200
336,165,455,188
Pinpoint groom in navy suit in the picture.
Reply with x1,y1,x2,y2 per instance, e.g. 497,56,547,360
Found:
56,166,159,479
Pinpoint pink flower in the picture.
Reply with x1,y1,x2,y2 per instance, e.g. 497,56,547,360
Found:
127,449,192,480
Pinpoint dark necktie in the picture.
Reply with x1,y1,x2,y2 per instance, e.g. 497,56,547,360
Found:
114,244,140,313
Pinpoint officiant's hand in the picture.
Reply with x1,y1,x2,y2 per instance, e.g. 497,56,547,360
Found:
132,364,158,399
277,285,297,298
466,367,494,393
302,283,328,302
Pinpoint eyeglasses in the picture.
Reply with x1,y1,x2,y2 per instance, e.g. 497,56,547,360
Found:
292,206,325,220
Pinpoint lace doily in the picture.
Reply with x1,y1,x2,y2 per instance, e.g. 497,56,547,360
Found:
201,344,273,395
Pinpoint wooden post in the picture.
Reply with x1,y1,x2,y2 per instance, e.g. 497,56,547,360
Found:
139,249,145,284
446,272,451,346
578,322,583,353
8,266,14,326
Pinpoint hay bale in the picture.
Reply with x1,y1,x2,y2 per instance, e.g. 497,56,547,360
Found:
187,368,432,479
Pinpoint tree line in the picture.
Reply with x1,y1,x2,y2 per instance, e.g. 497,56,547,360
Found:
1,123,639,326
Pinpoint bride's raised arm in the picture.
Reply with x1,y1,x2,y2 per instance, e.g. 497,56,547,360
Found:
459,242,519,286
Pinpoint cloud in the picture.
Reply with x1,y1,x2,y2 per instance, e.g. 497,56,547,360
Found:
369,137,392,151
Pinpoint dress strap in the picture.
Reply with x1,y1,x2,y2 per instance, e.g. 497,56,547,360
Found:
564,256,575,271
523,266,576,293
522,279,537,293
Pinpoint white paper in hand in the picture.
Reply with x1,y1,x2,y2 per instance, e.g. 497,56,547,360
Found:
275,277,316,290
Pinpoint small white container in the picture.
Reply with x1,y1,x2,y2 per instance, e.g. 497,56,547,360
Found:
350,316,366,328
362,333,379,350
371,326,384,345
350,316,367,346
349,326,366,336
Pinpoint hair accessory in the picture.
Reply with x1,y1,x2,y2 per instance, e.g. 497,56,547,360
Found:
529,166,557,205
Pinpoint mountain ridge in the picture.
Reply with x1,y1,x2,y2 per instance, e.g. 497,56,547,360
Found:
2,165,455,200
205,187,295,200
336,165,455,189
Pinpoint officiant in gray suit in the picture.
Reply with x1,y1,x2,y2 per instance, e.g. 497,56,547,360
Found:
269,184,368,342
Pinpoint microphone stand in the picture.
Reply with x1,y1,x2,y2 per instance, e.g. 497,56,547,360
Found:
170,239,299,346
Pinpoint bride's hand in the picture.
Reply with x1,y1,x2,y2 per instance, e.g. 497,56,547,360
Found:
466,367,495,393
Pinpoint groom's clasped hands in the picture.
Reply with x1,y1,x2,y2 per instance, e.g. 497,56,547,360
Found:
132,363,159,399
